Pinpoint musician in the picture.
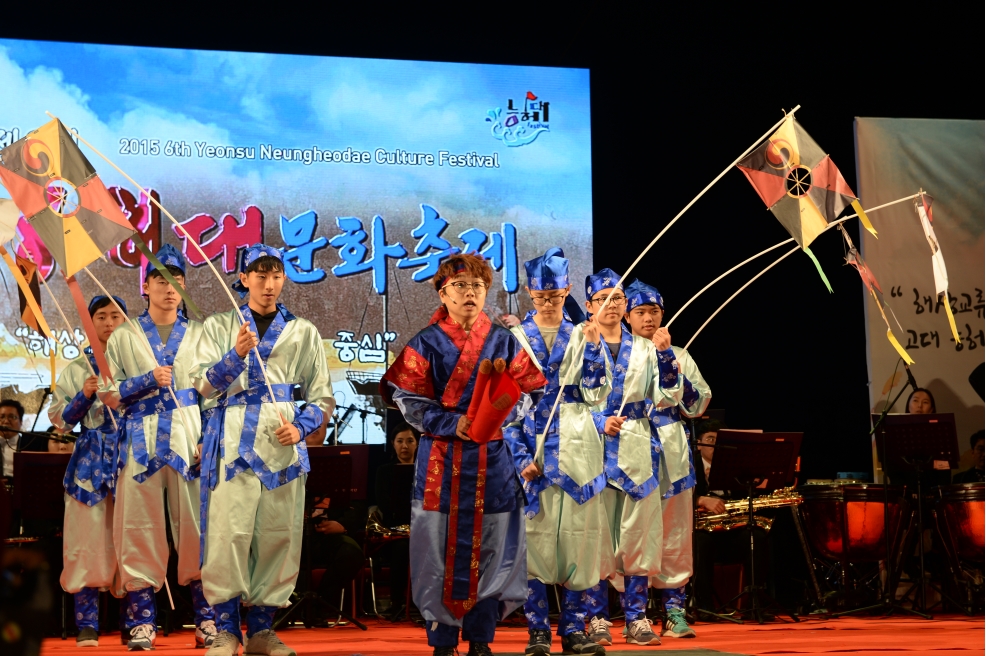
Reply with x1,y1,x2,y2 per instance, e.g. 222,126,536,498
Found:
381,253,546,656
906,387,936,414
891,386,949,488
692,419,771,613
0,400,50,483
373,422,418,620
48,294,128,648
953,430,984,484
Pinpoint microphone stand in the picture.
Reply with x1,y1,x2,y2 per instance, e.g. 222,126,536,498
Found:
29,387,53,432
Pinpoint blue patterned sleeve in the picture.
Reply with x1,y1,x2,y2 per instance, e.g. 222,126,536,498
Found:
656,347,681,390
503,423,534,473
206,349,247,395
390,384,461,439
61,390,95,426
292,403,324,439
592,409,609,434
119,371,158,404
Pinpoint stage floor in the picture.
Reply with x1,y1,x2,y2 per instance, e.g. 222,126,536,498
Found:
39,615,984,655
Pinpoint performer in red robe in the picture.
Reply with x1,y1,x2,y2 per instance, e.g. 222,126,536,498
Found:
382,253,546,656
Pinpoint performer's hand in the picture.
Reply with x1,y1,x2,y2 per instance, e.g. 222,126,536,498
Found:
604,416,626,436
275,422,301,446
520,462,541,482
652,327,671,351
195,443,203,462
315,520,346,535
82,375,99,399
235,323,259,358
697,496,725,515
500,314,521,328
153,366,173,388
455,415,472,441
583,316,601,345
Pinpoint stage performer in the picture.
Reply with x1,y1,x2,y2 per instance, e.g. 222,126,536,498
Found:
502,248,609,656
49,295,128,648
192,244,334,656
100,245,216,651
382,253,547,656
623,280,710,638
579,269,681,648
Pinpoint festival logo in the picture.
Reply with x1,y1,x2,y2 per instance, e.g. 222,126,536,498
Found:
486,91,550,147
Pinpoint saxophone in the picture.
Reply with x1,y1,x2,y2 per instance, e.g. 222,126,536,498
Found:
694,487,802,533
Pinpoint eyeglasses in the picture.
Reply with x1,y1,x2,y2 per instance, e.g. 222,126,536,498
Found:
590,295,626,306
531,295,566,306
442,281,488,295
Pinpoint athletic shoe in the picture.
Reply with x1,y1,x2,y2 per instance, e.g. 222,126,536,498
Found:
196,620,219,648
127,624,157,651
76,627,99,647
625,618,660,645
587,616,613,646
561,630,606,654
468,642,494,656
525,628,552,655
662,609,697,638
245,629,296,656
432,648,457,656
205,631,241,656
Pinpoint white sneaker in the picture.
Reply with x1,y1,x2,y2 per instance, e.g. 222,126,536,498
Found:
127,623,157,651
205,631,241,655
587,615,613,646
625,617,661,645
245,629,296,656
196,619,219,648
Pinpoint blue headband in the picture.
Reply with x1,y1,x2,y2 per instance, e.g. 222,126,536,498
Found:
585,267,623,301
144,243,186,280
437,259,469,289
524,247,569,290
88,295,128,317
231,243,285,297
624,279,664,311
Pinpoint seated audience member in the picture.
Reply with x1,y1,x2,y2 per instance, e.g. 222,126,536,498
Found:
692,419,771,613
373,423,418,619
953,430,985,484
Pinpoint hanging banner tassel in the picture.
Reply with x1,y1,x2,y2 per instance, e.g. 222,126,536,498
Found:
851,199,878,239
131,237,203,320
941,292,961,345
63,275,114,384
803,247,833,293
886,329,915,365
0,244,56,384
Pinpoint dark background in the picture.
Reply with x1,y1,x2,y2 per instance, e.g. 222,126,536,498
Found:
1,6,982,479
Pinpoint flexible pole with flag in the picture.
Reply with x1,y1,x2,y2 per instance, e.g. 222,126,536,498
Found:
593,105,802,319
0,244,57,385
666,192,926,329
49,113,287,425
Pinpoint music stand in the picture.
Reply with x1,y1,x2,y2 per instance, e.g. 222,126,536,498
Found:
706,430,802,624
274,450,367,631
388,464,414,529
874,413,959,613
13,452,72,523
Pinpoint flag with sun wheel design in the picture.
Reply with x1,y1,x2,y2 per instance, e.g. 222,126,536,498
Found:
0,118,137,277
737,115,874,291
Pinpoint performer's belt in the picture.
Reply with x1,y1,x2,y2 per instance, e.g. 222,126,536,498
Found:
219,383,295,408
650,405,681,428
620,400,648,421
427,432,503,443
124,388,199,420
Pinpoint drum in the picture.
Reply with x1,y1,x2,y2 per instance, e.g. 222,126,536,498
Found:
798,483,908,563
934,483,985,564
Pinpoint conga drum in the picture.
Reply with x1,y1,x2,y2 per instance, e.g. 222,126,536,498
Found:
799,484,909,595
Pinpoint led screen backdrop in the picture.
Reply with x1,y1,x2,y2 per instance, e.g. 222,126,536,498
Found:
0,40,593,442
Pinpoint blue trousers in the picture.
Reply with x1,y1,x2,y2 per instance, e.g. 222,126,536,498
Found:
523,580,588,636
123,581,215,630
584,577,650,622
425,597,498,647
